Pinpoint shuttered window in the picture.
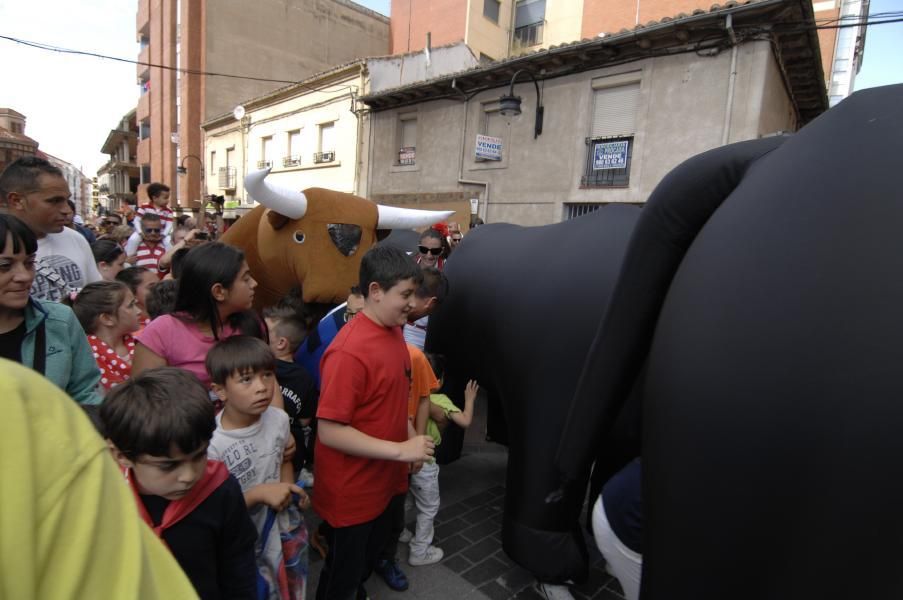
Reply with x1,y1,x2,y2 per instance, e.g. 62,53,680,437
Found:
288,130,301,156
400,119,417,148
320,123,336,153
583,78,641,187
591,83,640,138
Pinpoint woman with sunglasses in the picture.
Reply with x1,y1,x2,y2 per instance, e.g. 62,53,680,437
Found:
416,228,447,270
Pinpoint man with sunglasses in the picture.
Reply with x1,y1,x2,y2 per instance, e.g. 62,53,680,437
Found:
130,213,167,275
447,222,464,254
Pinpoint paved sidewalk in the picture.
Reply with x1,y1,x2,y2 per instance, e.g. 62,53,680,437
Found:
307,401,626,600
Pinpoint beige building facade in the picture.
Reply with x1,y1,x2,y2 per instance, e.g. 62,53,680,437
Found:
97,109,140,214
202,65,366,209
366,0,826,226
202,44,479,212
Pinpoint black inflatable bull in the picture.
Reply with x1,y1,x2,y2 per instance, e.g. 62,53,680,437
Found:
556,84,903,598
427,205,640,582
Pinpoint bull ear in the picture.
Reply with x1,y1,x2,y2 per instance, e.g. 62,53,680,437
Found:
267,210,290,230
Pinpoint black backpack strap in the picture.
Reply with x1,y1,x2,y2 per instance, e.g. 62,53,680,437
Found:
33,320,47,376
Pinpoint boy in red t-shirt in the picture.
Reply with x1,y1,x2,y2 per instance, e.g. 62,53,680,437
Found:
313,245,436,600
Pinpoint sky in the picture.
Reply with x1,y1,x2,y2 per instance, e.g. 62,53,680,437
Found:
0,0,898,177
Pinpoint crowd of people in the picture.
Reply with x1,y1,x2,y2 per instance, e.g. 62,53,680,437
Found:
0,155,499,600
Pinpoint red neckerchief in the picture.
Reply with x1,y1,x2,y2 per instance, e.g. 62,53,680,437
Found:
125,459,230,538
88,334,136,390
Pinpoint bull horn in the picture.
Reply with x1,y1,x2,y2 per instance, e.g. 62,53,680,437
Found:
243,168,307,219
377,205,455,229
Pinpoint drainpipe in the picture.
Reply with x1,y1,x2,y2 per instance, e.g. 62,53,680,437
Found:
507,0,517,59
454,81,490,223
721,13,738,146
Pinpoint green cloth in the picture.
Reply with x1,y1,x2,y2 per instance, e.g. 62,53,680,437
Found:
20,299,102,405
426,393,460,446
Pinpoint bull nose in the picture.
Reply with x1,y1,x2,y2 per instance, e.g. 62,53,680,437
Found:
327,223,363,257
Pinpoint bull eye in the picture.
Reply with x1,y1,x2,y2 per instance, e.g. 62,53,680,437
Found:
293,231,306,244
327,223,363,257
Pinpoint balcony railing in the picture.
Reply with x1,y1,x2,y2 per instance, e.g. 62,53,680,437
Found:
513,21,544,50
257,160,272,169
218,166,237,190
283,155,302,167
137,46,149,80
313,151,335,164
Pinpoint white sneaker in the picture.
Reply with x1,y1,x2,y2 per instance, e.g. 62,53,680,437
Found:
534,582,575,600
399,528,413,543
408,545,444,566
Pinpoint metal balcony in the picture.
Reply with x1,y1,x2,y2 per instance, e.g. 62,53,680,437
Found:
218,167,237,190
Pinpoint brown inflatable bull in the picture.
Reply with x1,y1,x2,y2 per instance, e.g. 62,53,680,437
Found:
222,168,452,308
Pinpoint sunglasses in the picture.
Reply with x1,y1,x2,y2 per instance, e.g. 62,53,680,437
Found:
451,236,462,242
343,309,359,323
143,228,162,234
419,246,442,256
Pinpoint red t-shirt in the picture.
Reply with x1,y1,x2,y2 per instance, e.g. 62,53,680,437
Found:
313,314,411,527
134,241,165,273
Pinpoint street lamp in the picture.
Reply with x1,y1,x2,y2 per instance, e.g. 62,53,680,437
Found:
499,69,544,139
176,154,204,177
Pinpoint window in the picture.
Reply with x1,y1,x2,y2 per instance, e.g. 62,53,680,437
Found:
475,102,505,163
582,79,640,187
564,202,641,220
564,203,603,220
397,114,417,165
513,0,545,48
210,150,216,175
483,0,500,22
258,136,273,169
139,120,150,140
315,123,336,163
284,129,302,166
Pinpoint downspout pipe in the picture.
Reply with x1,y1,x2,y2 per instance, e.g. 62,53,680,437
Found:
721,13,739,146
453,80,490,224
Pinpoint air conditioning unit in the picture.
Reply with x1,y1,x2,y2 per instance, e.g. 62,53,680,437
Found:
314,151,335,164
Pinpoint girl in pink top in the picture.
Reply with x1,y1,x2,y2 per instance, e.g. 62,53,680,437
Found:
133,243,262,388
72,281,143,392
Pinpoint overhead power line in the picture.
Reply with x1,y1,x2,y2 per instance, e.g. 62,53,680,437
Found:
0,33,358,95
1,11,900,86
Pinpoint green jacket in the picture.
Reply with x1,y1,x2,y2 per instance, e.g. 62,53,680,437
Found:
21,299,101,405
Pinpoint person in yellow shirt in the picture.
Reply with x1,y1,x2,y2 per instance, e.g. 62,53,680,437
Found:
0,359,199,600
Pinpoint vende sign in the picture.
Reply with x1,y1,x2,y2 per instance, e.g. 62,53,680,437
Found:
593,140,629,170
475,134,503,161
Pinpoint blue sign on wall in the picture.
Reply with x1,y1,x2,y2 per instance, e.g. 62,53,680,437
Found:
593,140,629,170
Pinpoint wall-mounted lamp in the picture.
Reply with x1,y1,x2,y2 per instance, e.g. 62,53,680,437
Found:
498,69,544,139
176,154,204,178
